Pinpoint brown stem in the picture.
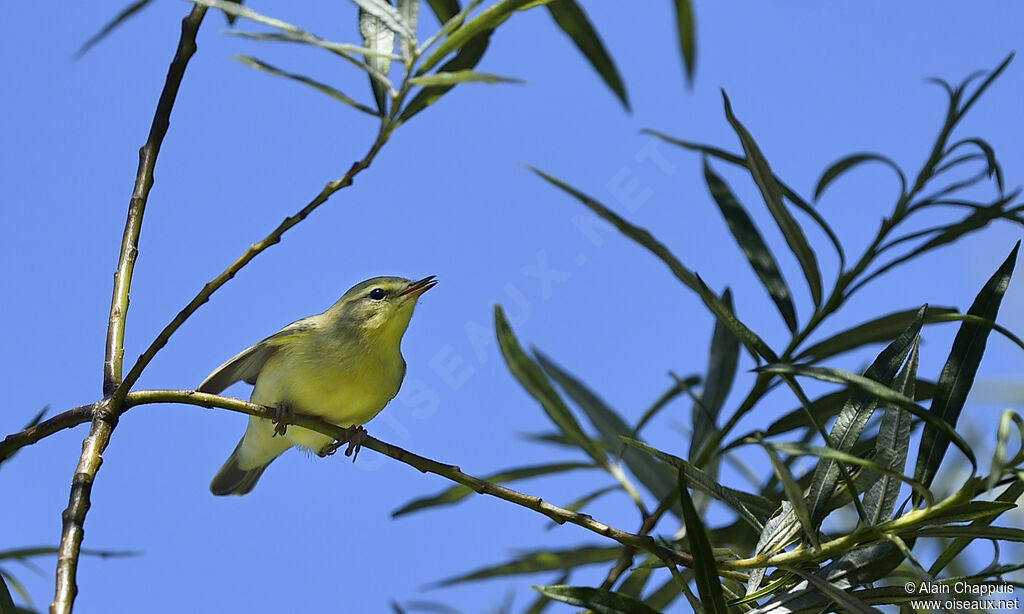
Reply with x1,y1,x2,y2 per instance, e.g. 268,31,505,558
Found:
53,6,208,614
598,489,680,591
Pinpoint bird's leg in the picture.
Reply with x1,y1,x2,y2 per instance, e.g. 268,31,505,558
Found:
343,425,367,462
316,425,367,462
272,402,293,437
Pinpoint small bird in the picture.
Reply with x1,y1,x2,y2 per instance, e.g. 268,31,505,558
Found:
199,275,436,496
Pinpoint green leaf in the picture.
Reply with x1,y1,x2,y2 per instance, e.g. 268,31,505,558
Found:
546,0,629,110
678,470,728,614
795,306,958,363
529,167,778,363
494,306,606,464
722,91,823,307
234,56,380,116
535,353,677,509
391,461,595,517
906,525,1024,542
419,0,552,74
533,585,660,614
358,1,398,114
622,438,772,526
988,410,1024,491
759,363,977,477
863,340,918,525
426,0,461,23
756,439,817,547
928,477,1023,575
948,137,1004,194
353,0,415,39
914,242,1019,497
407,69,521,86
780,566,883,614
704,161,798,332
690,288,739,462
439,546,621,585
802,307,924,526
0,570,16,614
670,0,696,85
397,0,419,59
645,130,847,271
398,30,491,124
814,153,907,202
76,0,153,58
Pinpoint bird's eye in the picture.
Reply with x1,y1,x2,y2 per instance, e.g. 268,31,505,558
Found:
368,288,387,300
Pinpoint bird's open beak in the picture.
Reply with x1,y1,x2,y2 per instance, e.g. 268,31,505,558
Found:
398,275,437,298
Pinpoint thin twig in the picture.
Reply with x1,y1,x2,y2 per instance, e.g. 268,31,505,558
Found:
133,389,698,568
52,6,208,614
0,404,96,465
598,489,680,591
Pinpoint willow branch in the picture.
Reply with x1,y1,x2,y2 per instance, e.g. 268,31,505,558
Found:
53,7,208,614
598,489,680,591
122,389,695,568
0,404,96,465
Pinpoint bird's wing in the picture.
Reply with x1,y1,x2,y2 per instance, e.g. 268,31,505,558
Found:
197,316,319,394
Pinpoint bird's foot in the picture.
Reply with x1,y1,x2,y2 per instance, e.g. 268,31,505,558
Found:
317,425,367,462
272,402,293,437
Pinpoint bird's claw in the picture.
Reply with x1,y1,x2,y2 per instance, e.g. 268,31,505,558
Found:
317,425,367,462
272,403,293,437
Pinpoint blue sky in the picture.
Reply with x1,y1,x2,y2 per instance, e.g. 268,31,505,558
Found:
2,1,1023,612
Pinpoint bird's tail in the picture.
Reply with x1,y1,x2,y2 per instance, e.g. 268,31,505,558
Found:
210,436,276,496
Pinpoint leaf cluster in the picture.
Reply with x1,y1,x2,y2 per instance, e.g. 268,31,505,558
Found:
394,55,1024,613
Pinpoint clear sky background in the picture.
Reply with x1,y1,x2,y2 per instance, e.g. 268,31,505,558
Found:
2,1,1023,612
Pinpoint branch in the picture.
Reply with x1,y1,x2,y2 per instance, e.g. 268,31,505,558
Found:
0,404,96,465
3,389,695,570
131,389,697,568
53,6,208,614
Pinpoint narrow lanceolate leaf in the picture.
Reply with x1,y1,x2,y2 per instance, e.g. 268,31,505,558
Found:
863,340,918,525
780,566,882,614
359,2,397,114
678,470,728,614
352,0,415,39
813,153,907,202
76,0,153,57
392,461,595,517
407,70,521,86
690,287,739,463
987,410,1024,491
546,0,629,110
759,363,977,476
756,440,817,547
533,585,661,614
398,30,490,123
234,56,380,116
0,571,16,614
914,242,1019,497
535,353,677,509
494,306,606,465
928,478,1024,575
623,438,773,526
722,91,823,307
704,160,798,331
795,306,958,363
802,306,924,526
670,0,696,85
438,546,622,585
397,0,419,59
426,0,461,23
529,167,778,363
419,0,550,74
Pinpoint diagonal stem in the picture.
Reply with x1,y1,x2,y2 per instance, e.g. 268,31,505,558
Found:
53,6,208,614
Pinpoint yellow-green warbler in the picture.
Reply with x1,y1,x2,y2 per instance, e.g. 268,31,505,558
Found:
199,275,436,496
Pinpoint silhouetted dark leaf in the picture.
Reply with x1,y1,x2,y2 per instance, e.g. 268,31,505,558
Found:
546,0,629,110
534,585,661,614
